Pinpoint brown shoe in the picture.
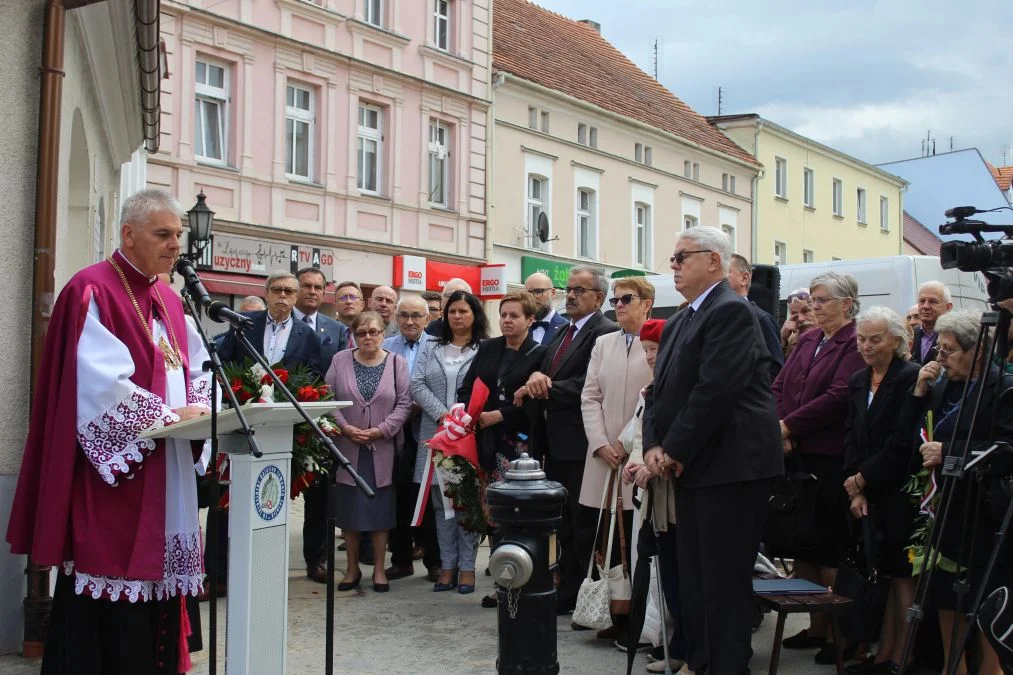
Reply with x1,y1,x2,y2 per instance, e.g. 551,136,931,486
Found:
385,565,414,580
411,546,425,561
595,625,622,640
306,563,328,584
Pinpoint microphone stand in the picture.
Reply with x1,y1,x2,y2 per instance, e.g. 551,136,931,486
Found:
179,288,262,675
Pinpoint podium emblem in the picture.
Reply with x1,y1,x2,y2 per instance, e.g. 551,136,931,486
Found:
254,465,286,521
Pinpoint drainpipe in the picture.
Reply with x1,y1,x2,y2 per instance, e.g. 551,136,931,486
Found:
750,120,763,264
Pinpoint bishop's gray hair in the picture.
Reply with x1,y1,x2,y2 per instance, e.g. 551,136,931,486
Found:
119,189,186,233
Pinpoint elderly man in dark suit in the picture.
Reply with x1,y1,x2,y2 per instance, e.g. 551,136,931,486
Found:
293,267,348,372
911,280,952,364
643,226,783,674
516,265,619,615
525,271,568,345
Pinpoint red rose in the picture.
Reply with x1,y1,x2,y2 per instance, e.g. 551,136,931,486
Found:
274,369,289,384
231,377,244,389
297,385,319,402
237,390,253,403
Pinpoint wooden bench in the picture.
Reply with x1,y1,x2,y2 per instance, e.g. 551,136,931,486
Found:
755,591,854,675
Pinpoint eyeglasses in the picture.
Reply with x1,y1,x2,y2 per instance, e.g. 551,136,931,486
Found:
337,294,362,302
787,291,812,303
527,287,553,296
809,295,839,306
354,328,383,338
565,286,595,297
669,250,713,265
269,286,298,296
397,312,426,321
608,294,641,307
937,345,961,359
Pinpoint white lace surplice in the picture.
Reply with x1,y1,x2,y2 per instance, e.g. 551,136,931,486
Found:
65,298,214,602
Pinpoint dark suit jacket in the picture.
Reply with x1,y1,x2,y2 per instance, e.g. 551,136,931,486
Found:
842,356,921,493
643,281,783,489
425,317,443,337
911,326,939,364
750,300,785,381
528,310,619,462
218,310,323,376
311,313,348,374
535,311,569,346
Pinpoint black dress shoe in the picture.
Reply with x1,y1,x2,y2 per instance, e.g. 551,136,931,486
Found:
815,642,856,665
372,581,390,593
385,565,414,580
360,553,375,566
337,571,362,592
782,628,827,649
338,542,347,552
306,564,327,584
481,594,498,608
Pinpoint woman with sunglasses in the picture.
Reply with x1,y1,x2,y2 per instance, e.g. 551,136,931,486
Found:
412,290,490,594
577,276,656,645
325,311,412,592
780,288,818,358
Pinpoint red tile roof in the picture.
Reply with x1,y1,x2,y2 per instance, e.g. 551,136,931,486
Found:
492,0,758,166
903,211,940,256
986,162,1013,191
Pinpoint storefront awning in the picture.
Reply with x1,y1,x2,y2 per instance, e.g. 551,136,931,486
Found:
201,271,338,303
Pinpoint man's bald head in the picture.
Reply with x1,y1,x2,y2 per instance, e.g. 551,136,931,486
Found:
369,285,398,324
524,272,557,319
441,277,472,298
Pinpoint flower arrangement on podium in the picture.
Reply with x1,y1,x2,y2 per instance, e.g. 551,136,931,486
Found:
221,359,339,500
412,379,492,534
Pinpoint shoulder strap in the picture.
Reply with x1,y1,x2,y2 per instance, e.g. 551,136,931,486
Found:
585,468,616,580
614,470,629,577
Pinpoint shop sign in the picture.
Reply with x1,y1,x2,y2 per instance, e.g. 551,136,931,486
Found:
520,256,572,289
211,234,335,278
393,255,427,292
480,264,507,299
392,256,505,299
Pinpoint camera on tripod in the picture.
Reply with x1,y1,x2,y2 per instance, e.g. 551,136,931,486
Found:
937,205,1013,302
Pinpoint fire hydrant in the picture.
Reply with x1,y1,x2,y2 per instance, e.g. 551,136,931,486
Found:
486,453,567,674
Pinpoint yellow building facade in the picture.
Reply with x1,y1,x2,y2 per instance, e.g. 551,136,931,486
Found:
711,115,907,265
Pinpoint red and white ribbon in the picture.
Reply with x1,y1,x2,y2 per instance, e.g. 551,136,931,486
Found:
919,427,939,517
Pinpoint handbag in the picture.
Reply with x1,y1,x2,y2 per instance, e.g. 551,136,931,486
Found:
573,470,622,629
836,515,890,644
602,470,632,616
763,452,820,559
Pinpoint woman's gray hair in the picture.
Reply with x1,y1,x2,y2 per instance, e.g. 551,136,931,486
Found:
119,189,185,229
935,310,984,353
678,226,732,274
570,265,609,294
856,306,911,360
809,272,861,319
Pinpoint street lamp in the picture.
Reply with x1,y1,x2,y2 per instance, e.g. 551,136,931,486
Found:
186,190,215,259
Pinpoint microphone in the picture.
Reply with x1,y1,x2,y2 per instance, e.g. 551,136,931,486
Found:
174,258,251,327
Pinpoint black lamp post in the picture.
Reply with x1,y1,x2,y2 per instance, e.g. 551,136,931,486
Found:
186,190,215,261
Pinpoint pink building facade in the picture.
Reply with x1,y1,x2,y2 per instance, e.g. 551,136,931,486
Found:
151,0,491,301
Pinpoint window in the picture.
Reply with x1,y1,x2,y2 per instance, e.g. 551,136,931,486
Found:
433,0,450,50
721,224,735,250
803,167,814,207
357,103,382,194
832,178,843,216
527,175,548,251
540,111,550,133
692,163,700,181
194,59,228,163
634,202,651,267
683,160,692,178
578,123,587,145
803,249,814,263
589,127,597,149
722,173,729,191
577,188,595,258
634,143,643,163
365,0,382,26
683,215,698,230
428,120,450,206
880,196,889,231
528,106,538,130
774,157,787,198
729,175,736,194
285,84,314,179
857,188,867,224
644,146,652,166
774,241,787,265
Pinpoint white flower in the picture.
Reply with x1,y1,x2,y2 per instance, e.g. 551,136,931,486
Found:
250,364,268,382
256,384,274,403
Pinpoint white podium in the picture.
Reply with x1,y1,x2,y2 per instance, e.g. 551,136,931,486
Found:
145,401,348,675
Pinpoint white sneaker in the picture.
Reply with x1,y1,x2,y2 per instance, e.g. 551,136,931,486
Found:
645,658,685,673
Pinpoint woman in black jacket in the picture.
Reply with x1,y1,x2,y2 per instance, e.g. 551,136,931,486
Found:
842,307,921,674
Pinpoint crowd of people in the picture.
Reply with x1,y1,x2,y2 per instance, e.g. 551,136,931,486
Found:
8,187,1013,674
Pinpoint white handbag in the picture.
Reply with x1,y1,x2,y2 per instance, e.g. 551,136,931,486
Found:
572,470,622,629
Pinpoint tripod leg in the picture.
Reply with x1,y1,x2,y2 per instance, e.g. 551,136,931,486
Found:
325,474,336,675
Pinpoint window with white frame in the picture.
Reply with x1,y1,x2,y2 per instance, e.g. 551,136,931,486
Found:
577,188,596,258
729,175,736,193
540,111,550,133
195,59,228,163
365,0,382,26
285,84,314,179
589,127,597,148
683,160,691,178
634,202,651,267
803,249,814,263
528,107,538,130
357,103,383,194
722,173,729,191
721,224,735,250
857,188,867,224
683,215,698,230
774,241,786,265
832,178,843,216
578,123,587,145
644,146,652,166
428,120,450,206
775,157,787,198
634,143,643,163
880,196,889,231
803,167,814,207
434,0,450,50
527,175,548,251
692,162,700,181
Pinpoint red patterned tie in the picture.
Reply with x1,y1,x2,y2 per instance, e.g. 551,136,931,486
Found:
549,324,577,375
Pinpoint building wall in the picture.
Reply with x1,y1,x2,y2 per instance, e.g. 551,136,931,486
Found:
720,121,905,265
153,0,492,288
491,79,757,286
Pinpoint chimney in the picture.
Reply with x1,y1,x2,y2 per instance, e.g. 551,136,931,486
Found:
578,19,601,33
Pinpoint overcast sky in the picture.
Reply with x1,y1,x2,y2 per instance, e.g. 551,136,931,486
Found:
534,0,1012,168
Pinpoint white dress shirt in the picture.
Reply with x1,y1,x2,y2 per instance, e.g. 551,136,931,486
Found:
292,307,316,331
531,308,559,344
264,313,293,364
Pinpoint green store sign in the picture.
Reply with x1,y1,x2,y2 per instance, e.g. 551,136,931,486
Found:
520,256,572,289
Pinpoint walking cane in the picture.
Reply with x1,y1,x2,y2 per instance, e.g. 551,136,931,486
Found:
652,541,674,675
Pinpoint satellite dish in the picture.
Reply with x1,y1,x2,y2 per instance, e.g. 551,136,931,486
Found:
537,212,550,243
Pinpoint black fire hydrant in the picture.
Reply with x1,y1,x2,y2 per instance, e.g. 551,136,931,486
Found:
486,453,567,674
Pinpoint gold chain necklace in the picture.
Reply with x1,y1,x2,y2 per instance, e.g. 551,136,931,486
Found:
107,256,184,371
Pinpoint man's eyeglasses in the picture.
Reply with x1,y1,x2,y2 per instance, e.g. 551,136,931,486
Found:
608,294,641,307
528,287,553,296
269,286,298,296
397,312,426,321
354,328,383,338
564,286,595,297
787,290,812,303
669,250,713,265
938,345,961,359
337,294,362,302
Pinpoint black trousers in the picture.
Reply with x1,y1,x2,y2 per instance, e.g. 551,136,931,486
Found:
389,480,440,570
677,479,772,675
43,572,181,675
302,481,327,569
545,457,586,609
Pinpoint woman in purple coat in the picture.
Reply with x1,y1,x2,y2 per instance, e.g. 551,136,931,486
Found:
771,272,867,663
325,311,412,593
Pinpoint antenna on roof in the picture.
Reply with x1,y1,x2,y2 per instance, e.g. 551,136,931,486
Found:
652,38,658,80
718,87,723,115
1002,144,1009,165
950,136,954,152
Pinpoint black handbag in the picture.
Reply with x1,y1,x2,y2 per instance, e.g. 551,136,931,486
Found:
836,516,890,644
763,454,820,559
